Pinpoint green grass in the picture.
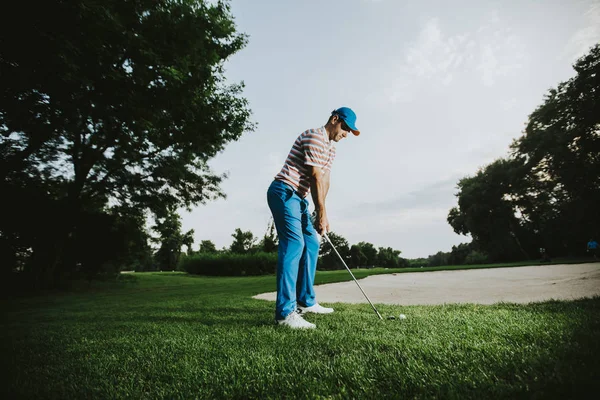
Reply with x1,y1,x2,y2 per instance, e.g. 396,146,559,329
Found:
2,270,599,399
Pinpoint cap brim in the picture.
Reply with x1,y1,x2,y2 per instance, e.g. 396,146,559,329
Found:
346,120,360,136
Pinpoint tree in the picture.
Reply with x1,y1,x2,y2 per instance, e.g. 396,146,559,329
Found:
229,228,255,254
427,251,449,267
318,231,350,270
350,245,367,268
74,208,155,277
448,44,600,260
152,210,194,271
447,158,531,262
377,247,402,268
448,242,474,265
257,220,278,253
511,43,600,256
0,0,253,286
355,242,378,266
198,240,218,254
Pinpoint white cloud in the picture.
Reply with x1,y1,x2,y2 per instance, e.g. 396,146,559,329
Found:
405,18,465,81
474,11,527,87
477,44,498,87
382,10,527,103
562,2,600,61
339,176,461,219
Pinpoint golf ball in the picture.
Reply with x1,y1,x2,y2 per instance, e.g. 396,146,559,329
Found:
399,314,407,319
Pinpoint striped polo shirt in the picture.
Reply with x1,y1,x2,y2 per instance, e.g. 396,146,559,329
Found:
275,127,336,198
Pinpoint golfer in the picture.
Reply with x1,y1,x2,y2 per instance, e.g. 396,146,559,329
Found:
267,107,360,329
587,239,599,260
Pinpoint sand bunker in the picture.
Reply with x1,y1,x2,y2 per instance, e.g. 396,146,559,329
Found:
253,262,600,305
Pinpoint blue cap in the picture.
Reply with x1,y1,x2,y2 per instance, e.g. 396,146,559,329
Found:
332,107,360,136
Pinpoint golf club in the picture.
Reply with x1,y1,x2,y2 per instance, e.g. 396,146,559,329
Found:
322,232,384,320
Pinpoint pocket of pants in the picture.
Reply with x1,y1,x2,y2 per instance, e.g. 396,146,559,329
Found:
268,182,294,205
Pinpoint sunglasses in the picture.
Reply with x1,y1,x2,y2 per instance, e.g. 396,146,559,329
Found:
338,118,351,132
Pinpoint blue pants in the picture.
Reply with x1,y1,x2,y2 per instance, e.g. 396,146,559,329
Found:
267,180,320,320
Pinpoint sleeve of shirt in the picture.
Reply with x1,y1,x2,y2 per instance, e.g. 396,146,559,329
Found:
302,130,327,168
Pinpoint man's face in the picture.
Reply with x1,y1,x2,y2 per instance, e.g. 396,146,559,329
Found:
332,116,351,142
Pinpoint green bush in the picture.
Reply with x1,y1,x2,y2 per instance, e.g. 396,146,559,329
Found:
180,252,278,276
465,250,489,265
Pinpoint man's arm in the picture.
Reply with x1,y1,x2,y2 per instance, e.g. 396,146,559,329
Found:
323,168,331,198
308,165,330,234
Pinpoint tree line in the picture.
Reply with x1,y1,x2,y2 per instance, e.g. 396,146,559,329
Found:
447,44,600,263
171,219,408,274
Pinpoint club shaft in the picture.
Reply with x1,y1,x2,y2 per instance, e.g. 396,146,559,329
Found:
323,233,383,320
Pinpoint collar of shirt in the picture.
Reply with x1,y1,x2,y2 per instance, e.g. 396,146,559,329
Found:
319,126,334,148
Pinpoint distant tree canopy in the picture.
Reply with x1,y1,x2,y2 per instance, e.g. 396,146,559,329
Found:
449,44,600,261
447,158,530,262
318,232,406,270
377,247,405,268
0,0,253,287
355,242,378,266
152,209,194,271
318,232,350,270
258,220,278,253
198,240,218,254
229,228,256,254
350,245,367,268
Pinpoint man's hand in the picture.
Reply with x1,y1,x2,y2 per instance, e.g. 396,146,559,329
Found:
312,210,330,235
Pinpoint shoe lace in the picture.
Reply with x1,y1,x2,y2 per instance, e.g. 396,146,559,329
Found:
289,309,306,321
293,310,315,327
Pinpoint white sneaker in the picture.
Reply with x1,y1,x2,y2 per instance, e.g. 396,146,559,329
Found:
277,310,316,329
298,303,334,314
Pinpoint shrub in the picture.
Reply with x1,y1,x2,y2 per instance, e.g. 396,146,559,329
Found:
180,252,278,276
465,250,489,265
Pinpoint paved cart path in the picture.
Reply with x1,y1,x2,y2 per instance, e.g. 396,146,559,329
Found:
253,262,600,305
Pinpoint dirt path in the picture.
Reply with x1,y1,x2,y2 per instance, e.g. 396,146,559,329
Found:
252,262,600,305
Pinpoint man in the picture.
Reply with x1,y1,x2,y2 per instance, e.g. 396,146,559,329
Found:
539,247,551,263
587,238,599,260
266,107,360,329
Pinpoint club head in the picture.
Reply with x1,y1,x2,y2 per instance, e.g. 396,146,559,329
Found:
387,316,396,320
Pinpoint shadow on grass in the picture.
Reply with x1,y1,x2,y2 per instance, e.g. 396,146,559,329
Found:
482,298,600,399
0,271,142,300
34,305,276,329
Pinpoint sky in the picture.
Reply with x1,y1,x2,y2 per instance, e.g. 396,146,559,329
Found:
180,0,600,258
